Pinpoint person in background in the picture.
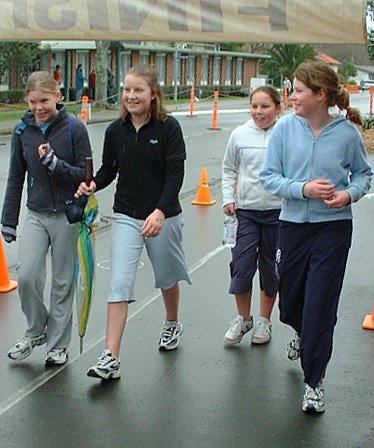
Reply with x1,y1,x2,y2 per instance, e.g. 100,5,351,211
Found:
53,64,62,86
222,86,282,347
1,71,92,366
282,76,292,95
260,61,372,414
107,69,115,104
77,64,192,380
75,64,85,102
88,69,96,101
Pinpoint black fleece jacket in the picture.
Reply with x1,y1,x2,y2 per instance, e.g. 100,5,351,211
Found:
1,105,92,228
94,115,186,219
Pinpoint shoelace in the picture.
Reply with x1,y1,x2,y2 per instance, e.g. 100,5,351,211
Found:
304,385,323,401
98,353,116,367
229,319,242,335
161,324,176,339
256,321,270,335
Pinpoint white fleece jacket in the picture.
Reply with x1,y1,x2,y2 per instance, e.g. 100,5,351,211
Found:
222,118,281,211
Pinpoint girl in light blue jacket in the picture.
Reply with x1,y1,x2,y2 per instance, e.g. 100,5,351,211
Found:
260,61,372,414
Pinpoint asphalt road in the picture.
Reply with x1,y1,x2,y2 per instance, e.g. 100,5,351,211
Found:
0,101,373,448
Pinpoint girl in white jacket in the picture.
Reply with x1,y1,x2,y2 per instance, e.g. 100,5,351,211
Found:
222,85,282,346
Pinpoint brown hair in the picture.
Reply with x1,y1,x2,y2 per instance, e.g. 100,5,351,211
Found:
26,71,60,95
120,64,168,121
293,61,362,125
250,85,281,107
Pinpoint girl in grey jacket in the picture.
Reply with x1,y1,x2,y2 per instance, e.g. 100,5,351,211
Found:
1,71,92,366
260,61,372,414
222,86,281,347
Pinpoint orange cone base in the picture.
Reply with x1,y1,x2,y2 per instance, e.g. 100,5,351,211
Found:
0,279,17,293
192,198,216,206
207,127,221,131
191,183,216,206
362,314,374,330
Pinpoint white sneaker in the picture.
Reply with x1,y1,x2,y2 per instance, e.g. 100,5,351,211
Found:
8,333,47,361
287,332,300,360
45,348,68,366
158,321,183,351
223,315,253,345
87,349,121,380
302,383,325,413
251,317,272,345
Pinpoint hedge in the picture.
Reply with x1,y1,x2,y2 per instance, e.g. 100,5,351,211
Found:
0,89,25,104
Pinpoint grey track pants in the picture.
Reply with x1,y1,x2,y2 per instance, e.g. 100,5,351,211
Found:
18,210,79,351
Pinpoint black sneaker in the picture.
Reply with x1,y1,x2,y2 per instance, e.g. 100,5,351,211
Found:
158,321,183,351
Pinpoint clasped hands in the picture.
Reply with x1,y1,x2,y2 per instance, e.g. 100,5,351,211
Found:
303,179,350,209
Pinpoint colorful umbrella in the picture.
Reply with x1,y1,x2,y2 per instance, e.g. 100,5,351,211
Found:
75,193,98,353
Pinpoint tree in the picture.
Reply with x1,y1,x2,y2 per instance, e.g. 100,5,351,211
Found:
219,42,244,52
260,44,316,86
337,60,358,84
0,41,40,89
94,40,110,107
366,0,374,61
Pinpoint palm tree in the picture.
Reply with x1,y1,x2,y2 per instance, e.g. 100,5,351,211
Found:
260,44,316,86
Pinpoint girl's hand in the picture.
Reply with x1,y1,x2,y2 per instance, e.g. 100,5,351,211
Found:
38,142,51,159
141,208,165,237
324,190,351,209
223,203,236,216
75,180,96,197
303,179,335,200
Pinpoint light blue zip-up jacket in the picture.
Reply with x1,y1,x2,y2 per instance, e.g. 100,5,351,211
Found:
259,113,373,223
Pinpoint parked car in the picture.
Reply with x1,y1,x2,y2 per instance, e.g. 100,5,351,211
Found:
360,79,374,90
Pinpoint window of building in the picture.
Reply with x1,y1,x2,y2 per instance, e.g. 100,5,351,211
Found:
140,52,149,65
213,57,221,85
120,52,131,85
186,56,195,85
236,58,243,86
201,56,208,85
225,57,232,86
156,54,166,85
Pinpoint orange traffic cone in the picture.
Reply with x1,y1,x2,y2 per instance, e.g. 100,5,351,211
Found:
0,238,17,293
362,306,374,330
192,167,216,206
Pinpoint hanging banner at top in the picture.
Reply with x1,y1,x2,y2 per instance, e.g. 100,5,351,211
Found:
0,0,367,44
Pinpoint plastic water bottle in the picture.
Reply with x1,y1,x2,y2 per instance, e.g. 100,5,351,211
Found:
222,215,238,248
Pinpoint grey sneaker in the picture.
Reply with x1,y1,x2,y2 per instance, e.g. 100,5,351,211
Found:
8,333,47,361
251,317,272,345
158,321,183,351
302,383,325,413
287,332,300,360
223,315,253,345
87,349,121,380
45,348,68,366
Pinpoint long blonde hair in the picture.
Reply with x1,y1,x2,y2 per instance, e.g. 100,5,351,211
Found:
120,64,168,121
294,61,362,125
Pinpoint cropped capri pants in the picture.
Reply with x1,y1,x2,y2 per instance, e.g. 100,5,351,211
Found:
110,212,192,303
276,220,352,388
229,208,280,298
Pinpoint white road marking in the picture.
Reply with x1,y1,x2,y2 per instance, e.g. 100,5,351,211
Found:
0,244,226,417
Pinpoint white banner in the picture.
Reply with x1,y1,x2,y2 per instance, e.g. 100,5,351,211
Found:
0,0,367,44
